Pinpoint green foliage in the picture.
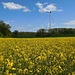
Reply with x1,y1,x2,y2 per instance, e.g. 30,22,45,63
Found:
36,28,75,37
12,30,19,38
0,20,11,37
0,32,3,37
36,29,47,37
12,31,36,38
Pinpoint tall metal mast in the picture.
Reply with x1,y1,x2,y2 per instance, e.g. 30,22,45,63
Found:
50,11,52,29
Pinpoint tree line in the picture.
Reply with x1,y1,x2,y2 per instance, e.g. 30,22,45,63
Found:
0,20,75,38
37,28,75,37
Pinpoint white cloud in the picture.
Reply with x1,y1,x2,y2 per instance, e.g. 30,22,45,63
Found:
44,2,48,5
23,9,31,12
28,25,32,27
11,20,14,22
4,20,14,24
2,2,31,12
4,21,10,24
16,26,25,31
63,20,75,25
36,2,62,12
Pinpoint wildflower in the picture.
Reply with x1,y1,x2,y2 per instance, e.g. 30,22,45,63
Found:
23,68,28,74
12,68,16,70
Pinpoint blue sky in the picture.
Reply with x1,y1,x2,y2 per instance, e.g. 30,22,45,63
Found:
0,0,75,32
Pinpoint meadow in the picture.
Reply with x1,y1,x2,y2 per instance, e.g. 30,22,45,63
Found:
0,38,75,75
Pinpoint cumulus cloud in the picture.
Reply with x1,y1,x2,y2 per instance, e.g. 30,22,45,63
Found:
36,2,62,12
2,2,31,12
63,20,75,25
44,2,48,5
4,20,14,24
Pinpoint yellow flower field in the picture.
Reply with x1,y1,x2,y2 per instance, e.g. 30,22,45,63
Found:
0,38,75,75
